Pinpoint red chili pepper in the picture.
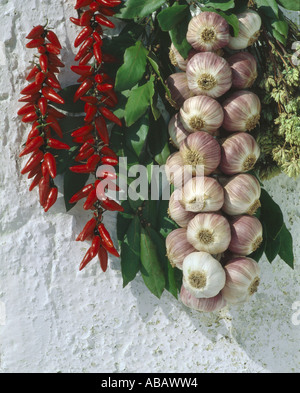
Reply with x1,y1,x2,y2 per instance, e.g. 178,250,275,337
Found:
99,107,122,127
47,106,65,119
75,0,93,9
96,0,121,8
44,152,57,179
35,71,46,85
38,97,48,116
98,246,108,271
92,31,103,45
46,114,63,138
93,42,102,65
73,134,94,144
20,81,42,96
17,103,36,116
76,217,97,240
74,26,93,48
29,171,43,192
79,248,94,271
97,223,114,248
101,146,117,158
27,164,42,179
71,65,93,76
45,43,60,55
95,14,115,29
99,6,116,16
46,31,62,50
96,167,117,180
47,138,70,150
84,104,98,122
96,83,113,93
90,235,101,256
80,10,94,26
80,96,98,105
26,25,45,40
75,147,95,162
71,124,94,138
19,136,44,157
102,53,118,63
48,64,60,74
26,37,45,48
75,37,94,62
70,164,91,173
95,116,109,144
86,154,101,171
38,46,47,54
39,176,51,207
83,188,98,210
19,92,41,103
70,184,94,205
45,73,61,90
26,66,40,81
26,127,40,144
42,87,65,105
101,156,118,166
22,111,38,123
101,197,124,212
21,150,44,175
70,17,81,26
79,52,94,66
89,1,101,12
101,241,120,258
105,89,118,105
74,79,93,102
39,54,48,73
48,53,65,68
44,187,58,212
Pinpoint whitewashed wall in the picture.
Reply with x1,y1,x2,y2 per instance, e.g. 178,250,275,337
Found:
0,0,299,373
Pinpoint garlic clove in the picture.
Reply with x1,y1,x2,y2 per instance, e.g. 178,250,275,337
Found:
182,251,226,298
222,90,261,133
220,132,260,175
180,95,224,134
166,73,194,109
221,257,261,304
180,285,227,312
186,12,230,52
166,228,197,270
228,10,262,50
229,215,263,256
179,131,221,176
221,174,261,216
187,213,231,254
168,188,196,228
168,113,190,149
228,52,258,90
186,52,232,98
182,176,224,213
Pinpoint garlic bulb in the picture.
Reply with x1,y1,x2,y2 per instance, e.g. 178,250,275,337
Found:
222,257,261,304
182,176,224,213
180,285,227,312
187,213,231,254
228,52,258,89
168,188,196,228
228,10,262,50
179,131,221,176
186,52,232,98
220,132,260,175
165,152,192,188
166,228,196,270
182,251,226,298
221,174,261,216
222,90,261,132
229,215,263,256
180,95,224,134
168,113,190,149
186,12,230,52
169,43,189,71
166,73,194,109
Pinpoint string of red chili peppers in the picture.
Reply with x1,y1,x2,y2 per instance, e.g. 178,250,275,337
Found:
69,0,124,272
18,25,69,212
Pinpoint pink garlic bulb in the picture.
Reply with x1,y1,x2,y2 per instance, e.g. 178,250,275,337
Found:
169,43,197,71
180,95,224,134
180,286,227,312
222,90,261,133
168,188,196,228
166,228,196,270
228,10,262,50
168,113,190,149
166,73,194,109
228,52,258,89
229,215,263,256
186,52,232,98
179,131,221,176
186,12,230,52
165,152,192,188
220,132,260,175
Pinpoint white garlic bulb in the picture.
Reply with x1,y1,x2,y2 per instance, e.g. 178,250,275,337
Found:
187,213,231,254
186,12,230,52
182,251,226,298
166,228,197,270
222,90,261,132
222,257,261,304
180,285,227,312
221,174,261,216
168,188,196,228
165,152,192,188
229,215,263,256
228,52,258,89
179,131,221,176
182,176,224,213
166,73,194,109
180,95,224,134
186,52,232,98
168,113,190,149
228,10,262,50
220,132,260,175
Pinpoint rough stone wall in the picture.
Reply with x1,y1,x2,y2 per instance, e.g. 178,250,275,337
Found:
0,0,299,373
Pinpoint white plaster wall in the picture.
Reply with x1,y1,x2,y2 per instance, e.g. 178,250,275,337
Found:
0,0,299,373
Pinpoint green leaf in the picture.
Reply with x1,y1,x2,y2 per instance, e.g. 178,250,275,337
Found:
260,188,284,241
255,0,279,18
203,0,235,11
141,200,159,229
278,223,294,269
121,215,141,287
119,0,166,19
140,226,166,298
233,0,249,13
125,112,150,157
115,41,149,92
63,170,89,212
124,77,155,127
148,115,171,165
169,6,192,59
157,5,188,31
54,85,85,114
277,0,300,11
157,198,178,238
147,52,172,100
265,227,281,263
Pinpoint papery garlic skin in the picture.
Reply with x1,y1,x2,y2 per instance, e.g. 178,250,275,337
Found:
168,188,196,228
228,52,258,89
220,132,260,175
229,215,263,256
169,43,189,71
182,251,226,298
222,174,261,216
187,213,231,254
166,73,194,109
166,228,197,270
179,131,221,176
168,113,190,149
228,10,262,50
187,12,230,52
222,257,261,304
222,90,261,132
180,95,224,134
165,152,192,188
186,52,232,98
182,176,224,213
180,285,227,312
